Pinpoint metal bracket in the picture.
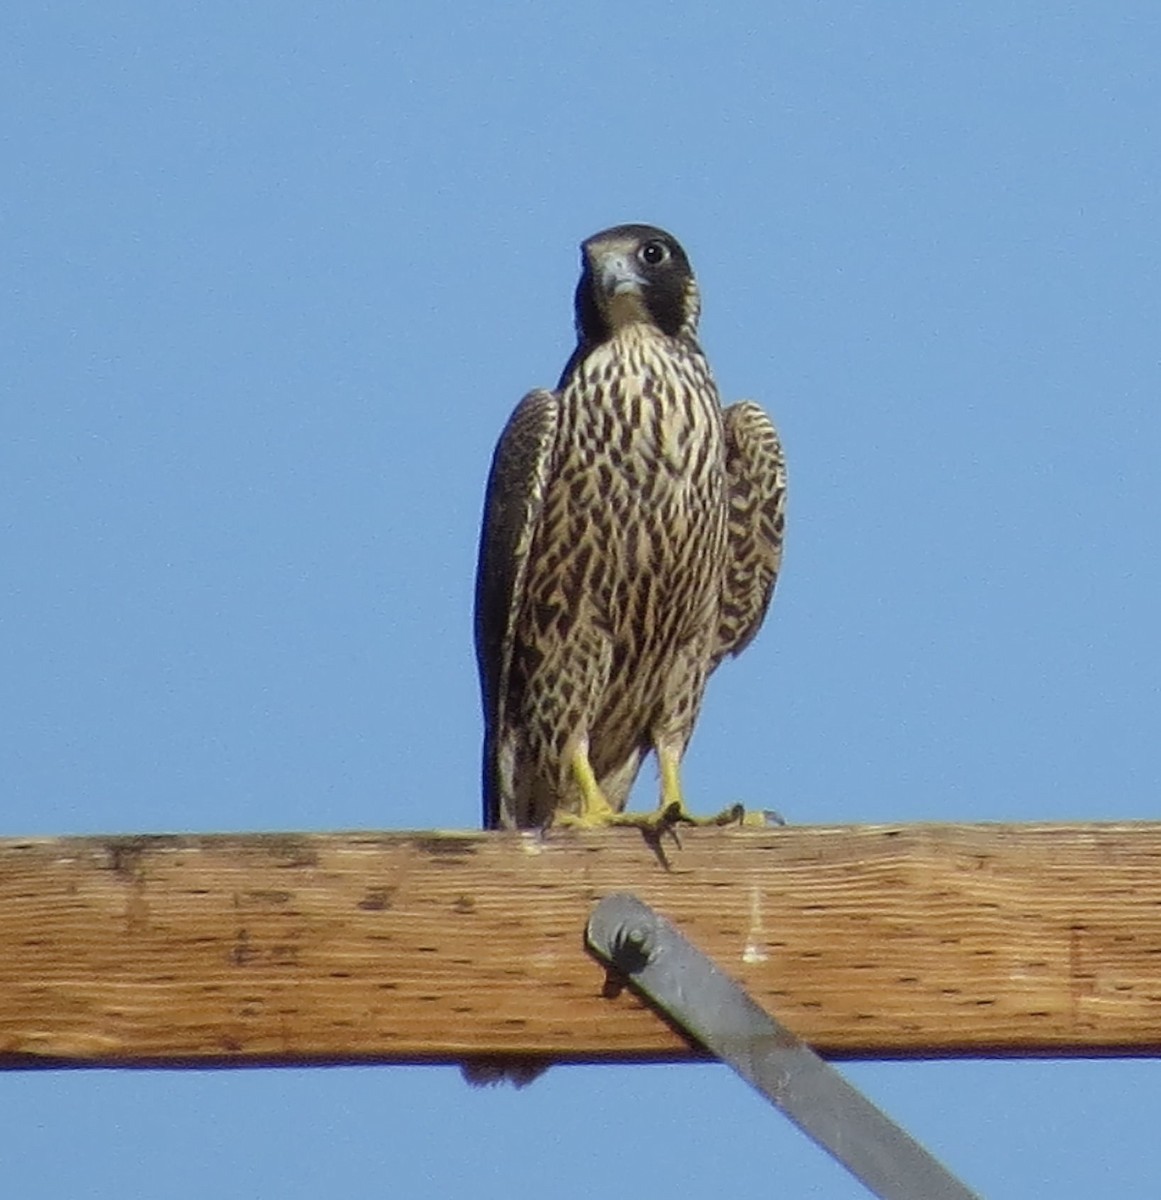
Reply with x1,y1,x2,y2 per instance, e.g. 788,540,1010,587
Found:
586,893,981,1200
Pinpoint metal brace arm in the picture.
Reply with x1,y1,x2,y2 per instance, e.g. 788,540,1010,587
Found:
586,893,981,1200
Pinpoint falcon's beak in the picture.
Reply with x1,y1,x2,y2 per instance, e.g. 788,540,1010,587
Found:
595,251,644,297
583,239,651,330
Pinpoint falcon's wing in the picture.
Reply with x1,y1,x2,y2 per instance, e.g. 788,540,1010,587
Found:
474,388,559,828
712,400,787,670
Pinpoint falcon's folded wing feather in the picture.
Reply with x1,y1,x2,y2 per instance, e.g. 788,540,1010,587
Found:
473,388,559,828
712,400,787,670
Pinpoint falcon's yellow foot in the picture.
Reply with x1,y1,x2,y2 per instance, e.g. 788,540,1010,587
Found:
616,799,745,831
619,747,746,832
556,798,742,833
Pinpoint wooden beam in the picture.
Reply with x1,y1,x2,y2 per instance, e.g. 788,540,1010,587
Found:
2,823,1161,1069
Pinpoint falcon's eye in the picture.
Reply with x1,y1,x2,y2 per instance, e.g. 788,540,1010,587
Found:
639,240,670,267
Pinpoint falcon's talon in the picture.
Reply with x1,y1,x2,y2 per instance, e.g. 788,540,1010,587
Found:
664,801,746,828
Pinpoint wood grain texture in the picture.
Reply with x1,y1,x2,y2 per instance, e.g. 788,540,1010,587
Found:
2,823,1161,1069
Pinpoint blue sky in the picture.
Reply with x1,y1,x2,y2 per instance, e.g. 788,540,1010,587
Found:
4,3,1160,1196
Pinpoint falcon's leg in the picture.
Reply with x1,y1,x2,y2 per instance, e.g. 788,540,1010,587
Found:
553,735,733,832
652,744,772,830
562,736,741,832
651,744,776,829
553,735,619,828
646,742,743,829
628,637,747,830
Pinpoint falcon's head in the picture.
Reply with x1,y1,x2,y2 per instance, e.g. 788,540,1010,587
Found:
573,224,701,347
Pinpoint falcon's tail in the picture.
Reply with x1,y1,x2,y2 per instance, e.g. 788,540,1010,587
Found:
460,1056,549,1088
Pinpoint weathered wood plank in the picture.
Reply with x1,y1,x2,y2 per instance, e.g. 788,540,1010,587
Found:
2,823,1161,1068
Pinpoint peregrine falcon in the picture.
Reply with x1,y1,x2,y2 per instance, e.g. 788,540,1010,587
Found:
474,224,786,831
